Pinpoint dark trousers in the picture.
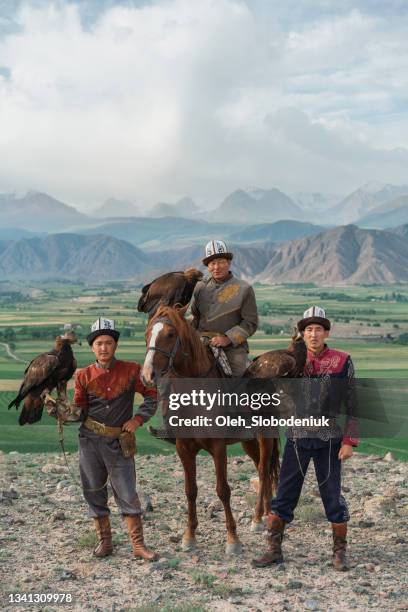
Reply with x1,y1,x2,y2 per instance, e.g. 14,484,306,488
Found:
79,434,141,518
271,439,349,524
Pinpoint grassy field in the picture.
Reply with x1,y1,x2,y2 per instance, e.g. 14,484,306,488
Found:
0,281,407,459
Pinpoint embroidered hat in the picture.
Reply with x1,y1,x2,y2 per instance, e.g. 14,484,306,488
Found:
87,317,120,345
297,306,331,331
202,239,233,266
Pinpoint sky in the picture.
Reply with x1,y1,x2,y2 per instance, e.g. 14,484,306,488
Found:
0,0,407,211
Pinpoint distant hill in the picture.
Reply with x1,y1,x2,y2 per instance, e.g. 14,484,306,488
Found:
0,227,43,241
330,182,408,225
292,192,341,212
211,188,303,223
362,181,408,204
256,225,408,285
229,220,325,244
76,216,240,249
391,223,408,239
93,198,140,217
0,234,151,281
149,197,200,218
329,188,380,225
0,192,89,232
357,196,408,228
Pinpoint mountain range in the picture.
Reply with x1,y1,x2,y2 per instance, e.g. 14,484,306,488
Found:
1,181,408,238
2,182,408,285
1,225,408,284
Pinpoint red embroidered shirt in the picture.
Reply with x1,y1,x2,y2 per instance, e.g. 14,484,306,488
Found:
74,358,157,429
304,345,359,446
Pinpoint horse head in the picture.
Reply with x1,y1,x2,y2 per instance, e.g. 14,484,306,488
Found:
142,305,210,385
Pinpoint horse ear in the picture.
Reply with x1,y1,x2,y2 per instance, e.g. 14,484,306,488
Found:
175,303,189,316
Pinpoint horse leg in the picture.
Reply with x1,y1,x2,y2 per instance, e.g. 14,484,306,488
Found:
176,440,199,551
211,441,242,556
241,439,264,532
241,438,260,470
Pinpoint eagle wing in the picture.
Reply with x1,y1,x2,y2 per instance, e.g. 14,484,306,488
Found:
8,353,60,410
22,353,60,391
138,269,202,316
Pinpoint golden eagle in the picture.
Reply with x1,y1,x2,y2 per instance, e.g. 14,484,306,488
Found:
137,268,203,318
245,330,307,378
8,331,79,425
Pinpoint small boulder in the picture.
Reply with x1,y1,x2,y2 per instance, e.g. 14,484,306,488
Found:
383,452,395,462
364,496,397,518
41,464,68,475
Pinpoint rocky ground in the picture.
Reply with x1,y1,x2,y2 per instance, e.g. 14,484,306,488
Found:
0,448,407,612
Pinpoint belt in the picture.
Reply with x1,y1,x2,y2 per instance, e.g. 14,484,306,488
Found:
84,417,122,437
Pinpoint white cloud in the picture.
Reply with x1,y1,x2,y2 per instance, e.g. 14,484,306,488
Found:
0,0,407,209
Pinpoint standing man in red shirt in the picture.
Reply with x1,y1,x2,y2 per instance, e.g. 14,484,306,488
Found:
252,307,358,571
74,318,158,561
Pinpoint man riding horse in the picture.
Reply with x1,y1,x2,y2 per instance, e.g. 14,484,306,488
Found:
191,240,259,376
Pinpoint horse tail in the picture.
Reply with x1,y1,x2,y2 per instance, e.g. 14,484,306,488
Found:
270,437,280,494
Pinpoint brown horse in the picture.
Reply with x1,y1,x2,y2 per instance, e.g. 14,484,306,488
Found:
142,305,280,555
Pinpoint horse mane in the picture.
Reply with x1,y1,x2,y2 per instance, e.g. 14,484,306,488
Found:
148,305,211,376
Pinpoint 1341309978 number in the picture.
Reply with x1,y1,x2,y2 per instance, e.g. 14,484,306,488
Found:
8,593,73,604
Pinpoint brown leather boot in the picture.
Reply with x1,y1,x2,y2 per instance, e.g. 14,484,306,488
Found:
93,516,113,558
251,513,285,568
124,514,159,561
332,522,349,571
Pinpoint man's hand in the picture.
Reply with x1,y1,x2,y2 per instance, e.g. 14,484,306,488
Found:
122,417,142,434
210,335,231,348
338,443,353,461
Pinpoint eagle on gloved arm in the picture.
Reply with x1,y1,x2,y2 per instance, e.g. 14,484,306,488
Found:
137,268,203,318
8,331,79,425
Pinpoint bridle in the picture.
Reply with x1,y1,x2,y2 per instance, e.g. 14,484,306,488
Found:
146,316,213,378
146,317,188,377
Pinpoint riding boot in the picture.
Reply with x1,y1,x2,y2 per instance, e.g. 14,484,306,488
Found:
332,522,349,571
93,516,113,558
124,514,159,561
251,513,285,567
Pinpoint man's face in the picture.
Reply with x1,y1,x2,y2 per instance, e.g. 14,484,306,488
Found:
207,257,231,282
91,335,117,364
303,324,329,354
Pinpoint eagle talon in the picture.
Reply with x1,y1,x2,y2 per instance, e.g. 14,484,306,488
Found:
43,392,56,405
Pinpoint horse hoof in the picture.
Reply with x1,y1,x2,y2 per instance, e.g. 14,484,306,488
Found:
225,541,243,556
250,520,264,533
182,538,197,552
